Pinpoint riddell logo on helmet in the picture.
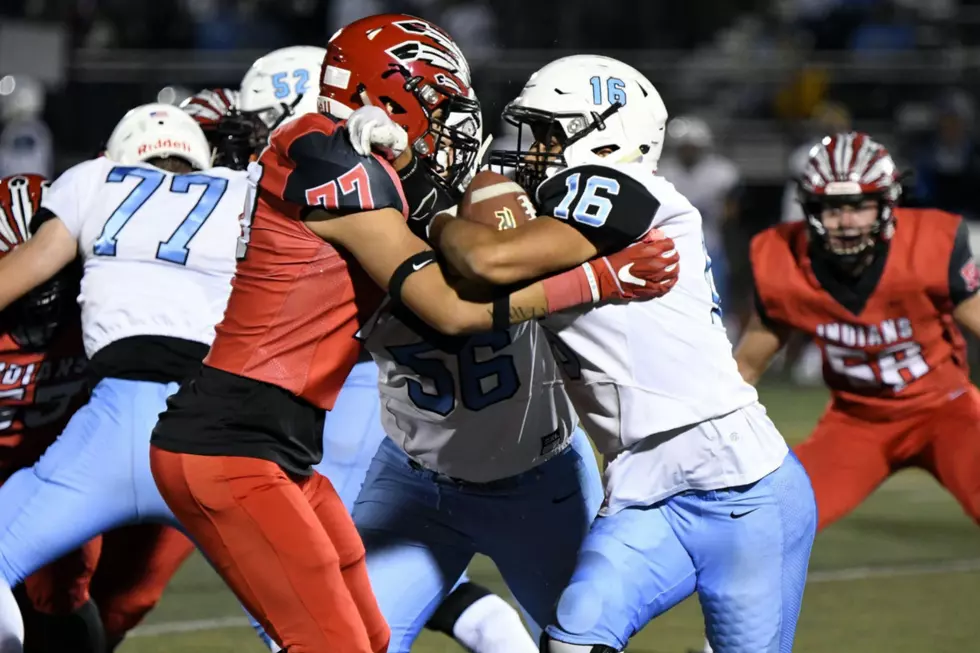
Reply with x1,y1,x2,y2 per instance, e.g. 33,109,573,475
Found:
137,139,192,156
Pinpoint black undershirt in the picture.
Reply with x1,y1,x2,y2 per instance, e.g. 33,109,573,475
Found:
89,335,209,385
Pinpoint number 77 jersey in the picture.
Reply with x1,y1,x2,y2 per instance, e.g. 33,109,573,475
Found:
39,157,245,358
751,208,976,420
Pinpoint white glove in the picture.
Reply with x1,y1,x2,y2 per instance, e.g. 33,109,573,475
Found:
345,105,408,160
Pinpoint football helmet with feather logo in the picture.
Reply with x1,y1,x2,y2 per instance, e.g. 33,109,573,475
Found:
318,13,480,199
0,174,78,350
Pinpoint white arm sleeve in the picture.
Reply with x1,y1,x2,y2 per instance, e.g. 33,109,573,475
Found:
40,158,103,239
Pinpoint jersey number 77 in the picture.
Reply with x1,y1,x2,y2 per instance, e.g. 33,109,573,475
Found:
93,166,228,266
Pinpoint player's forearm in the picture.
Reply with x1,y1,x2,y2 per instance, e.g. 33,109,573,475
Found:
0,221,75,310
431,213,595,286
953,294,980,339
402,264,592,335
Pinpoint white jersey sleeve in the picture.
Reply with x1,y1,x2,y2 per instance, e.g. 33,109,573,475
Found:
541,164,787,508
40,158,104,238
49,158,246,358
363,306,579,483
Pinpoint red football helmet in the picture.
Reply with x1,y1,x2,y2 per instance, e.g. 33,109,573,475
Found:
318,14,480,197
0,174,76,350
0,173,47,256
798,131,902,262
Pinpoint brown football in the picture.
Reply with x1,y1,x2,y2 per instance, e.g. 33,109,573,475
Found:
458,170,537,231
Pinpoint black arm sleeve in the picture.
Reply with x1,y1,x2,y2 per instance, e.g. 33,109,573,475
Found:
29,207,57,235
284,129,405,216
535,165,660,255
948,219,980,305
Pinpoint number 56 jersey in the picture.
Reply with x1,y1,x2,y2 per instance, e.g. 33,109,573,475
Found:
362,307,578,483
752,208,976,420
39,158,245,357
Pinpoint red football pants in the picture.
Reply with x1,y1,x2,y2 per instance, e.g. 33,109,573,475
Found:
795,386,980,531
150,446,388,653
90,524,195,642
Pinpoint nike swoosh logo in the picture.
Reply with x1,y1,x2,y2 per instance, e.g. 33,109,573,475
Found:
412,260,434,272
617,263,647,286
730,509,759,519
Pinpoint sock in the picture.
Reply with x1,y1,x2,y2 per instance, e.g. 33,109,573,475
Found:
700,636,713,653
426,582,536,653
22,600,105,653
0,582,24,653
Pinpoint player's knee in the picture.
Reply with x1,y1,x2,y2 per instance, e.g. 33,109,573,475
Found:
541,633,620,653
552,577,615,641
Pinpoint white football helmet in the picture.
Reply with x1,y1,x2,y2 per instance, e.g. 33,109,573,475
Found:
239,46,326,129
489,55,668,190
105,103,211,171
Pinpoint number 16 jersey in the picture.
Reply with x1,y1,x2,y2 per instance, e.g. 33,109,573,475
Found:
752,208,976,421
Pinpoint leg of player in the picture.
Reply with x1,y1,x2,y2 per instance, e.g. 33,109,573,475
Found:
352,438,476,653
426,576,537,653
489,427,603,640
19,539,105,653
794,407,896,530
89,524,196,651
150,448,385,653
542,499,698,653
689,450,815,652
917,386,980,525
0,379,179,648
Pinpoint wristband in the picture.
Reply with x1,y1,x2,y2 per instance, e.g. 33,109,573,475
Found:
541,263,599,313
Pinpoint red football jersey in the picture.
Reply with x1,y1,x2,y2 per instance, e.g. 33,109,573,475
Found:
752,208,975,420
204,113,407,410
0,325,87,476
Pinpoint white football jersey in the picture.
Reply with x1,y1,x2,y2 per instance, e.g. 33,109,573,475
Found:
536,161,787,509
362,306,578,483
42,157,245,358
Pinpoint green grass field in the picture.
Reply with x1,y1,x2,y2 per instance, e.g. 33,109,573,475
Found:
118,384,980,653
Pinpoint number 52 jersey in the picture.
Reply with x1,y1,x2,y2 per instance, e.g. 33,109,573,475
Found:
752,208,977,420
39,157,245,358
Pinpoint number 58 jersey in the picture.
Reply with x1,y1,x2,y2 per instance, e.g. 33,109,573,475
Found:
40,158,245,358
362,307,578,483
752,209,976,420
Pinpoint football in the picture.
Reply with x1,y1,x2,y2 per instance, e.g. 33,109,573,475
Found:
458,170,537,231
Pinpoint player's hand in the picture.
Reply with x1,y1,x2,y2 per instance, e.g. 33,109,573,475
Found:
588,229,679,302
346,105,408,160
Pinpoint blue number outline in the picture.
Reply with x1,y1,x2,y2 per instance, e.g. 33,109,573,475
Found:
94,167,165,257
702,237,723,325
271,72,290,99
95,166,228,265
552,173,619,227
588,76,627,106
272,69,311,100
553,172,580,221
387,332,520,416
387,342,456,416
293,68,311,96
157,174,229,265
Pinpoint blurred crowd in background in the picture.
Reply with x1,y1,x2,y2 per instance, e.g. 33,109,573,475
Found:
4,0,980,380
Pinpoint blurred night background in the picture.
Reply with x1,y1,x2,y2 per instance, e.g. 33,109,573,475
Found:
4,0,980,373
4,4,980,651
